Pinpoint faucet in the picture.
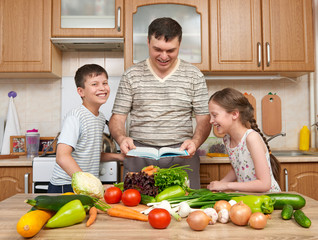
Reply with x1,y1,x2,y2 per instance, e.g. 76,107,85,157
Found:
312,122,318,128
267,132,286,142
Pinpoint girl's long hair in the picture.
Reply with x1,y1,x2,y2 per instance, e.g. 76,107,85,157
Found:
209,88,280,182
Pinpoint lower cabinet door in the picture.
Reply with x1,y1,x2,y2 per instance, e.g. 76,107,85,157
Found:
280,163,318,201
0,167,32,201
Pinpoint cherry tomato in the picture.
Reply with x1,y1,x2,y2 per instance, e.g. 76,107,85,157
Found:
104,186,122,204
121,189,141,206
148,208,171,229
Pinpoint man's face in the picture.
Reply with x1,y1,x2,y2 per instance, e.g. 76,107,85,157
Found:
147,35,180,75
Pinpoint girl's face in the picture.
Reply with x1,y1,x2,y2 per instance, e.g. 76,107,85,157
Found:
209,100,235,135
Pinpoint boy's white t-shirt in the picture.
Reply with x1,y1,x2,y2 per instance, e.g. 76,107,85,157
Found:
50,105,106,185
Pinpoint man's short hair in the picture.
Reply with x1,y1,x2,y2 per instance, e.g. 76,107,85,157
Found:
148,17,182,43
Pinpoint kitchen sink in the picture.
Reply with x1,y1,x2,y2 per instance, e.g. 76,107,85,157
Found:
271,150,316,157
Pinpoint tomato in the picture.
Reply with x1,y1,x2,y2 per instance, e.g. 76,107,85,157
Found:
148,208,171,229
104,187,122,204
121,189,141,206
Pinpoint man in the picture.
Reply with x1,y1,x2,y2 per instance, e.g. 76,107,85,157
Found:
109,17,211,189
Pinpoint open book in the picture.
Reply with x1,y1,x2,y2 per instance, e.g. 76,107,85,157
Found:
126,147,189,160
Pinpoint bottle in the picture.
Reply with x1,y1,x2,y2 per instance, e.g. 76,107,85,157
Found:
26,129,40,158
299,126,310,151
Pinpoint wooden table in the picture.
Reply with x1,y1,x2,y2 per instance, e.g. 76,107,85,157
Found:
1,193,317,239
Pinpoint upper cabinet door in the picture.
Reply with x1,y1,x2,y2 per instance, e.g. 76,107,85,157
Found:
124,0,209,71
52,0,124,37
0,0,61,77
262,0,314,71
210,0,262,71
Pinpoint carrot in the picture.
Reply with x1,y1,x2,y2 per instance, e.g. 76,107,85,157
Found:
142,165,154,172
107,205,148,222
86,207,97,227
144,169,156,176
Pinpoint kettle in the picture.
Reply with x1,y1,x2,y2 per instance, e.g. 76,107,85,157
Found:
102,120,117,153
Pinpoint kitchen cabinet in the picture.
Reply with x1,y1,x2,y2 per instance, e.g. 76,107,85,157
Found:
200,163,232,188
210,0,314,74
280,162,318,200
0,167,32,201
52,0,124,37
0,0,62,78
124,0,210,71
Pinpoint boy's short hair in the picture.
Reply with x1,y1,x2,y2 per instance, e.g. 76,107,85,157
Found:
75,64,108,88
148,17,182,43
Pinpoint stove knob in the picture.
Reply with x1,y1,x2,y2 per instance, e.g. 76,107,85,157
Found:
100,167,106,175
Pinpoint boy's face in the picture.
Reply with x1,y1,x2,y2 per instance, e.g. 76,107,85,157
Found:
77,73,110,109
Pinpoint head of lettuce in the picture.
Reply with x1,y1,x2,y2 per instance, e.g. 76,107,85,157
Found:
71,172,104,199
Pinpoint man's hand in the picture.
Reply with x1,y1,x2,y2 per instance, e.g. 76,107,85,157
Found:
180,139,197,156
119,137,136,154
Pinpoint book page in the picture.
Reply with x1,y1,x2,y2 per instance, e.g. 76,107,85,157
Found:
159,147,189,157
126,147,159,160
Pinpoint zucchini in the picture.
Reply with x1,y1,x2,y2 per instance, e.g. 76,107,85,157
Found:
294,210,311,228
266,193,306,210
25,195,96,212
140,194,156,205
281,204,293,220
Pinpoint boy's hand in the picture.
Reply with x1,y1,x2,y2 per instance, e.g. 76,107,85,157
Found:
120,137,136,154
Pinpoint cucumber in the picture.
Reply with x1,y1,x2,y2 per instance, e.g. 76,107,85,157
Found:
281,204,293,220
140,194,156,205
266,193,306,210
294,210,311,228
25,195,96,211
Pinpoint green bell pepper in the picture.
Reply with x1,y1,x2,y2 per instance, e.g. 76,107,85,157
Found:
155,185,185,202
231,195,275,214
46,199,87,228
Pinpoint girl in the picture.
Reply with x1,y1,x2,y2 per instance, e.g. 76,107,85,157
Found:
207,88,281,192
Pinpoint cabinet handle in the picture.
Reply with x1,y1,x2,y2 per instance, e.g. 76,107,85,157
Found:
24,173,29,194
257,42,261,67
266,42,270,67
117,7,121,32
284,168,288,192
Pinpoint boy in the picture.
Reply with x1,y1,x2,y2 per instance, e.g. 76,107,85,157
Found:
48,64,123,193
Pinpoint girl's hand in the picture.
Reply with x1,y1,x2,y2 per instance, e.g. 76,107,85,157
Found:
206,181,228,191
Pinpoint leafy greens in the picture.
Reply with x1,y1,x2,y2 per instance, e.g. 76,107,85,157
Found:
154,165,192,193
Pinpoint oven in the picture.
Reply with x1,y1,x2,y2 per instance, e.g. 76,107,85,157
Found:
32,156,120,193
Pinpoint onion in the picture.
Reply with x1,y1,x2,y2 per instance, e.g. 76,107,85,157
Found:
248,212,267,229
186,211,211,231
229,201,252,226
214,200,232,213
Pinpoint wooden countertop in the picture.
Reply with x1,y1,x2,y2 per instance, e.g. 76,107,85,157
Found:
1,155,318,167
200,155,318,164
1,193,317,239
0,156,32,167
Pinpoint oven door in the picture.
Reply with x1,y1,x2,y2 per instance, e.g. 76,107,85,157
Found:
33,182,50,193
32,157,56,193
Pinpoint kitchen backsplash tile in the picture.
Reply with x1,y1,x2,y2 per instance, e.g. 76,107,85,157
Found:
105,52,124,77
206,75,311,150
79,52,105,70
0,53,312,149
62,52,79,77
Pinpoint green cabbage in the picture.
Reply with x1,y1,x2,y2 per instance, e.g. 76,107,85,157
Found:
71,172,104,199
